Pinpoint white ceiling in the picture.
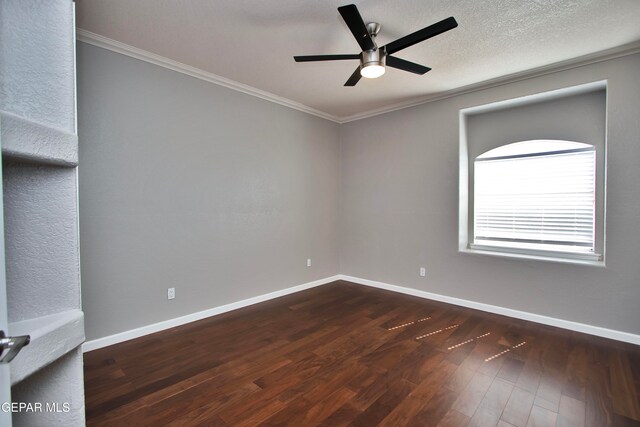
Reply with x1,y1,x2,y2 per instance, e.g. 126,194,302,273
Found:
76,0,640,120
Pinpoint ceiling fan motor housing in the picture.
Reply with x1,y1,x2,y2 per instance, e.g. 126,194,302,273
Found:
361,22,385,70
361,46,386,70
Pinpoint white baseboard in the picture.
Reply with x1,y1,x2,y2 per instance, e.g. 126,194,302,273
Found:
338,274,640,345
82,275,341,352
83,273,640,352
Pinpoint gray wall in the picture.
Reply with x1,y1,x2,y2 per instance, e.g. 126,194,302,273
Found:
77,43,340,340
466,90,606,159
79,39,640,342
340,53,640,336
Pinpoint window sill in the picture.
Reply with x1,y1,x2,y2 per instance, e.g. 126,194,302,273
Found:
461,244,605,267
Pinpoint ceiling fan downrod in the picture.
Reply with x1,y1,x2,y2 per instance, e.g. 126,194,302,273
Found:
360,23,386,78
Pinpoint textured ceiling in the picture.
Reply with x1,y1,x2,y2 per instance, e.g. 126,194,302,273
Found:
76,0,640,120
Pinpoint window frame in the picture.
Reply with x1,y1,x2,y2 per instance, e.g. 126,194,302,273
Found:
458,81,607,266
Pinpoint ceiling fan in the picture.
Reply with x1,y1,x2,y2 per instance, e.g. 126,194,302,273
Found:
294,4,458,86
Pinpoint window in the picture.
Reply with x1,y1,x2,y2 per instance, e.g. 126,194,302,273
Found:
472,140,599,259
458,81,606,265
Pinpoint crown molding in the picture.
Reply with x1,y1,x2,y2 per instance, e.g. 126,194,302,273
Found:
340,41,640,123
77,29,640,124
76,29,341,123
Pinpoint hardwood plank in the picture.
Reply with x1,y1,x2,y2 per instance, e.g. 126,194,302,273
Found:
468,377,514,427
349,369,394,411
516,343,543,395
452,370,494,417
350,377,415,426
612,413,640,427
220,398,286,427
562,341,588,401
410,386,462,427
609,349,640,420
256,395,311,426
498,357,525,384
318,402,362,427
536,373,563,412
163,382,259,426
585,350,617,427
378,359,457,426
284,361,367,404
438,409,471,427
290,387,356,426
527,405,558,427
557,394,586,427
502,387,536,427
82,280,640,426
517,366,542,396
395,345,447,386
446,365,476,393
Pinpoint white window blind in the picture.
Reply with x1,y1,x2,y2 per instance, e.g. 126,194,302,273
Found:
473,140,596,254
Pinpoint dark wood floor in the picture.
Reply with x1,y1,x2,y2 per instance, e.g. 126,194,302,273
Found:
84,281,640,426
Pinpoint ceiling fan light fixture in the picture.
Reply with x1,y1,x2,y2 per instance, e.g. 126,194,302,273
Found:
360,47,385,78
361,63,385,78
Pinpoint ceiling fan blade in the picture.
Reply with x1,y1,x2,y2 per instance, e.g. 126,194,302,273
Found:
384,16,458,55
386,56,431,75
294,54,360,62
344,66,362,86
338,4,375,52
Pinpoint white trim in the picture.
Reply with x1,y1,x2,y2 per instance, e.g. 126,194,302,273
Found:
465,245,604,267
338,275,640,345
75,29,341,123
82,275,340,352
340,44,640,123
459,80,607,116
83,273,640,352
76,29,640,124
458,80,608,266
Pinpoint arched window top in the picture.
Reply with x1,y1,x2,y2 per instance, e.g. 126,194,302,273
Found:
477,140,593,160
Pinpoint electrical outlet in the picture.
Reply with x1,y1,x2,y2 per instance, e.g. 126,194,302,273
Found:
307,258,312,267
168,287,175,300
419,267,426,277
